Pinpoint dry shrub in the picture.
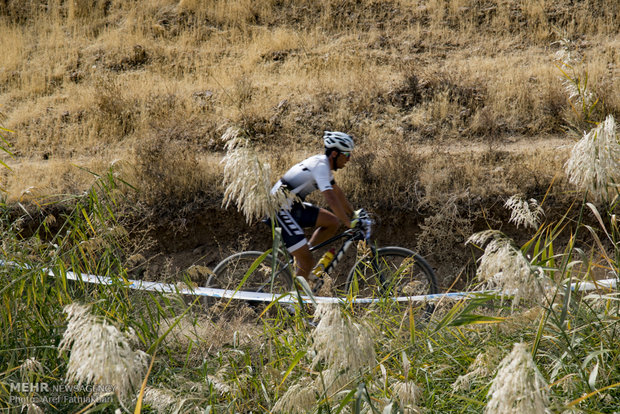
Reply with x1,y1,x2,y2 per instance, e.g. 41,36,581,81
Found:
422,0,619,40
340,136,424,210
9,73,138,156
0,24,26,92
391,71,487,140
127,134,218,208
178,0,404,31
92,74,137,137
178,0,276,28
0,0,113,21
413,142,569,260
0,0,47,22
67,0,113,20
418,143,569,203
419,152,473,201
416,195,475,258
452,52,575,138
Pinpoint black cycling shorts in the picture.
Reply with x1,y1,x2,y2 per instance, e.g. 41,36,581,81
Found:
274,202,320,252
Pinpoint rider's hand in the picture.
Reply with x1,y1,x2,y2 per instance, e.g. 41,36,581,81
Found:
350,217,359,229
350,208,361,228
350,208,369,229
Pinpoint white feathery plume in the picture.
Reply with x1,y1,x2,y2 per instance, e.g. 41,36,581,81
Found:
207,374,232,395
19,358,44,381
220,127,293,223
18,358,45,414
274,305,376,411
24,404,44,414
485,343,549,414
563,78,594,110
311,303,376,373
554,38,595,111
392,381,422,410
467,231,550,306
314,368,352,397
504,195,544,230
466,230,501,247
553,38,573,65
58,303,149,401
500,307,545,334
565,115,620,202
454,347,502,391
272,379,318,413
142,386,184,413
142,387,178,412
401,351,410,379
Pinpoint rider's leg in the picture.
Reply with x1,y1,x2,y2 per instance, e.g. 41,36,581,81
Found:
290,243,313,279
308,209,340,247
276,204,332,280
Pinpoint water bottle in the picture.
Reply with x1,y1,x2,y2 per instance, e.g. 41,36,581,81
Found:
312,248,335,278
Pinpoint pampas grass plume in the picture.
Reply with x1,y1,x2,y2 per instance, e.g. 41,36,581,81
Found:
59,303,148,401
272,380,317,413
18,358,46,414
220,127,292,223
19,358,43,381
565,115,620,202
505,195,543,230
467,231,549,306
311,303,376,373
485,343,549,414
454,347,502,391
392,381,422,411
142,386,182,413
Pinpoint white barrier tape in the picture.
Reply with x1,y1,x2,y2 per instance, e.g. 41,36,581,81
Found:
2,260,617,304
571,278,617,292
61,267,486,304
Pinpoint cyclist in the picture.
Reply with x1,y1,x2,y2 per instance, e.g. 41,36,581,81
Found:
271,131,357,282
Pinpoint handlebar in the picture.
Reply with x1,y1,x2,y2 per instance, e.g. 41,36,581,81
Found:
349,209,373,241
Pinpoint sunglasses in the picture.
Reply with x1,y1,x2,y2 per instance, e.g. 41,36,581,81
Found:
341,151,351,158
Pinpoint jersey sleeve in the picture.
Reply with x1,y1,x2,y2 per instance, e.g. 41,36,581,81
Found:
313,161,334,192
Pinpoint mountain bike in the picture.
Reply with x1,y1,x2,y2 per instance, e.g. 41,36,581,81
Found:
204,211,438,309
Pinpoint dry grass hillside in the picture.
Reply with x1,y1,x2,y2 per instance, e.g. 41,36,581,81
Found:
1,0,619,285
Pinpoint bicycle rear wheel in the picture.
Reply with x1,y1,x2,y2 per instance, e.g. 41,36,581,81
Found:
203,251,293,312
346,247,438,299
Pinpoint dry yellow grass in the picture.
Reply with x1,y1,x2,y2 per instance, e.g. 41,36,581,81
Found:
0,0,618,230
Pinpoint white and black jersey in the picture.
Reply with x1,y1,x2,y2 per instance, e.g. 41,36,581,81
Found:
270,154,335,252
271,154,335,201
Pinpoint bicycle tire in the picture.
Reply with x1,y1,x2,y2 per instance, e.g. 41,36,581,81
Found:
203,251,293,309
346,247,438,299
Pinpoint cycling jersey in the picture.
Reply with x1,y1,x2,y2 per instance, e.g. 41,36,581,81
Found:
271,154,335,201
270,154,335,252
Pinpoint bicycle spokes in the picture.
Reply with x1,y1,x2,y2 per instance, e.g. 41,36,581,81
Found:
348,250,434,299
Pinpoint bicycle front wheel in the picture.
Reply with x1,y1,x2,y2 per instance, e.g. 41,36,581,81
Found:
346,247,438,299
204,251,293,309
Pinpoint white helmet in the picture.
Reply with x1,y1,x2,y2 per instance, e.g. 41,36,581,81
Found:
323,131,354,152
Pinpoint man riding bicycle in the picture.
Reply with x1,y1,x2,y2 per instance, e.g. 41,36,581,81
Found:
271,131,359,283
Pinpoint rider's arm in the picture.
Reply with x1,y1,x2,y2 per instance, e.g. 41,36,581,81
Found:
322,188,354,228
332,183,354,217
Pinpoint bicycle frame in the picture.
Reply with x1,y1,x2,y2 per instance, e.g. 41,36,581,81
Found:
209,216,438,304
308,228,372,277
